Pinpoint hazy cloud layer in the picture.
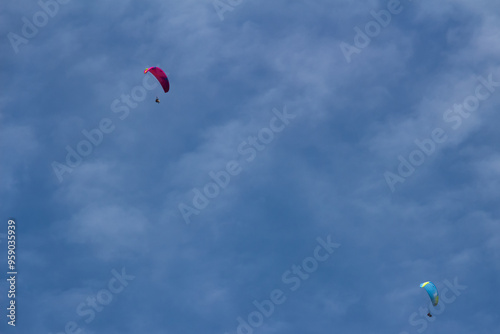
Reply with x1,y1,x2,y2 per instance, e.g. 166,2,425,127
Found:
1,0,499,333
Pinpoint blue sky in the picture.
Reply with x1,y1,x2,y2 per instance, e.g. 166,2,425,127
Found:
1,0,500,333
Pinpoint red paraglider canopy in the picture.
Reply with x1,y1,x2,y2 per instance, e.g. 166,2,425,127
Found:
144,67,170,93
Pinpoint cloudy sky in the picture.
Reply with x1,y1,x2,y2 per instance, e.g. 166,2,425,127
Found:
1,0,500,333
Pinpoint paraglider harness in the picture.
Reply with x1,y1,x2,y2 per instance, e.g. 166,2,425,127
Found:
155,97,160,104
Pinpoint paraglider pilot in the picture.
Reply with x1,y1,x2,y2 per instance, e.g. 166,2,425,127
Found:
155,97,160,104
427,312,432,317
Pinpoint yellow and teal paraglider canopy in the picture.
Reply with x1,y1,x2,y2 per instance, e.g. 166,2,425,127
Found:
420,281,439,306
